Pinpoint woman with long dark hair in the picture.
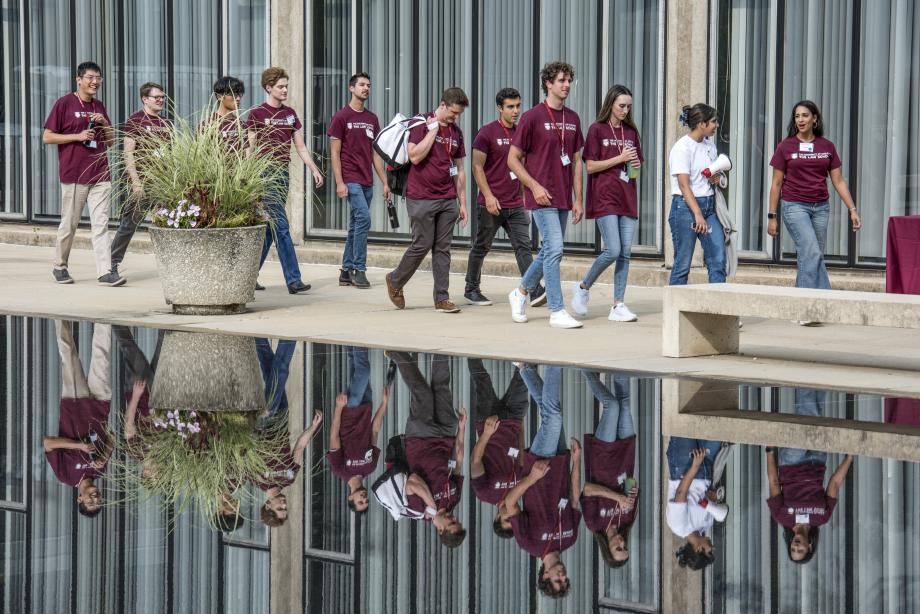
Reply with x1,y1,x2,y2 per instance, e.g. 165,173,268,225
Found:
571,85,643,322
667,103,726,285
767,101,861,324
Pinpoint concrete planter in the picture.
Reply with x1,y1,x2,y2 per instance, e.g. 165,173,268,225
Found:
148,225,265,315
150,331,264,413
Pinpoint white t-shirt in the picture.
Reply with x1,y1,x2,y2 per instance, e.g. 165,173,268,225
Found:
669,135,718,197
666,478,713,538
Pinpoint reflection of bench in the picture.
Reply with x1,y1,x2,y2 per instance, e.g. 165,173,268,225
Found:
662,283,920,358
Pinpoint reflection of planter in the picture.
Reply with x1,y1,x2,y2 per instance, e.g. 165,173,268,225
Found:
151,331,264,413
148,225,265,315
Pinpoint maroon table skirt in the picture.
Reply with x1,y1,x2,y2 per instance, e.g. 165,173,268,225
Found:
886,216,920,294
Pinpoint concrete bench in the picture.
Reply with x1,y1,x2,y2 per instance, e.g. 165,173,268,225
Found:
662,283,920,358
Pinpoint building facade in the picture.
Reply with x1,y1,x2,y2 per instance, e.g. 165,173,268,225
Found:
0,0,916,270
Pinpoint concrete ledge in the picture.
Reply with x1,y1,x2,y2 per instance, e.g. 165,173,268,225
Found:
663,283,920,358
0,222,886,291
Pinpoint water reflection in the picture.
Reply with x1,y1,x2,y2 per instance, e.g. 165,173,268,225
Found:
3,315,920,613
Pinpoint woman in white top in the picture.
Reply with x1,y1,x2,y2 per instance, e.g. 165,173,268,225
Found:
667,103,726,285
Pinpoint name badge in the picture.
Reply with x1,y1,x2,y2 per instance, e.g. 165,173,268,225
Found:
509,171,518,181
449,164,458,177
87,140,98,149
447,459,457,470
795,513,810,524
560,153,571,166
619,169,629,183
558,498,569,510
617,472,627,486
365,128,374,139
799,142,814,153
507,447,519,458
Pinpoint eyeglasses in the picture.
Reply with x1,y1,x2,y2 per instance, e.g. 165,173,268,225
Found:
82,75,104,83
146,95,167,101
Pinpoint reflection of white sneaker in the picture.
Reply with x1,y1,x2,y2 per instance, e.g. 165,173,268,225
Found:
798,320,822,327
549,309,583,329
508,288,528,323
571,283,590,316
608,303,637,322
704,501,729,522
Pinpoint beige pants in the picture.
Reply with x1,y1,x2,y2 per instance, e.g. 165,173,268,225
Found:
54,182,112,277
56,320,112,401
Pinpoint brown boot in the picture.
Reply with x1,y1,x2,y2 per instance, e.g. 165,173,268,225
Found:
385,273,405,309
434,300,460,313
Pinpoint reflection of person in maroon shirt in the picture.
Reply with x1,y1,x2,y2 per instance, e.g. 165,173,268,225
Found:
468,358,528,536
581,371,638,568
507,364,581,599
765,387,854,564
326,345,389,515
391,352,468,548
43,320,113,518
259,410,323,527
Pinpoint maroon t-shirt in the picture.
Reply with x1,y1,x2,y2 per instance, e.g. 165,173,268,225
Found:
472,120,522,208
511,102,584,211
246,102,302,162
580,435,639,532
583,122,643,219
45,398,112,486
404,436,464,514
43,93,112,184
257,443,300,491
208,112,248,152
509,451,581,557
124,110,172,142
884,397,920,426
325,402,381,481
766,462,837,528
769,136,842,203
471,418,524,505
406,113,466,200
328,105,380,187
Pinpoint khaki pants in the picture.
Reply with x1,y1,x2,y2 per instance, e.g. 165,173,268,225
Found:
56,320,112,401
54,182,112,277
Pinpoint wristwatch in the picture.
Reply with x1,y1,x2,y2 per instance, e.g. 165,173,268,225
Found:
767,212,777,220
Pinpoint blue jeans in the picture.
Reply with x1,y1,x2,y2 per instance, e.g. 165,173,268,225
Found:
583,370,635,443
345,345,372,407
520,364,567,457
260,170,302,286
782,200,831,290
583,215,637,302
779,388,828,466
256,337,296,415
342,183,373,272
666,437,721,480
521,208,568,312
668,195,725,285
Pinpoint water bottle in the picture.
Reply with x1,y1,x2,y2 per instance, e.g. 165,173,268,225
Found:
386,199,400,230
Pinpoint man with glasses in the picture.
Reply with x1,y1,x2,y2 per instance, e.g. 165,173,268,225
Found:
110,82,172,281
43,61,124,286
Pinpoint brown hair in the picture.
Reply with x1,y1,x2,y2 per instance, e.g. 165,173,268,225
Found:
596,84,639,137
540,61,575,95
440,87,469,108
139,82,165,99
260,504,286,527
537,563,571,598
261,67,289,91
438,527,467,548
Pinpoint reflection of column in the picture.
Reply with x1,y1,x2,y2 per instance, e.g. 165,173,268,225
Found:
660,440,704,614
271,340,305,614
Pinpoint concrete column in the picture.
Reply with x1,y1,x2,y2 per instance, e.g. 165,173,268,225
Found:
663,0,711,268
270,341,305,614
271,0,307,243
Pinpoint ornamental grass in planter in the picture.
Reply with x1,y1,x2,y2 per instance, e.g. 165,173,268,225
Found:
111,105,285,314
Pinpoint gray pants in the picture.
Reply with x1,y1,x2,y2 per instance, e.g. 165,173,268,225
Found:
392,352,457,438
390,198,459,303
111,199,147,267
465,206,533,293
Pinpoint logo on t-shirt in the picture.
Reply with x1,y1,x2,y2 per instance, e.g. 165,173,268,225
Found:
540,528,575,542
496,138,511,146
345,448,375,467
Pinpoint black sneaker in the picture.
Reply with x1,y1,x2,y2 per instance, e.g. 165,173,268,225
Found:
350,269,371,289
287,280,312,294
529,285,547,307
98,271,126,287
255,281,265,291
339,269,353,286
463,289,493,306
53,268,74,284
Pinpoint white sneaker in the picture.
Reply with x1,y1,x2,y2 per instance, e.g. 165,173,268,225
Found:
549,309,583,329
797,320,822,327
508,288,528,323
608,303,637,322
571,283,590,316
704,501,729,522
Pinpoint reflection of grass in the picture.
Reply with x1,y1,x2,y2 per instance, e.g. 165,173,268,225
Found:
108,411,288,530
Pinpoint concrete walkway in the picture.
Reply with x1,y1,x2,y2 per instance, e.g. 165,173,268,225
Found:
1,241,918,398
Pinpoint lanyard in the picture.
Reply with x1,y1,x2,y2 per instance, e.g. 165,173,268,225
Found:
543,100,567,154
498,120,513,144
541,503,566,557
609,120,629,170
74,93,96,125
439,122,455,160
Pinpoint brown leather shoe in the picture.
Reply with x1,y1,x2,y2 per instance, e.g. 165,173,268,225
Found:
385,273,405,309
434,300,461,313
